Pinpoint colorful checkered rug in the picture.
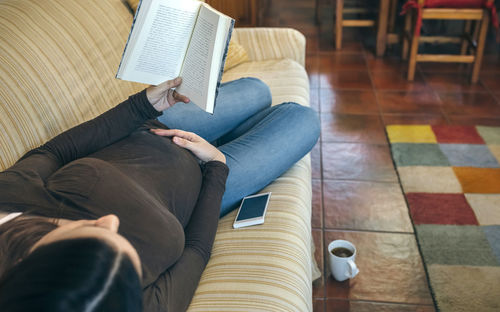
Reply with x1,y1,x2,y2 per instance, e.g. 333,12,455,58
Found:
386,125,500,312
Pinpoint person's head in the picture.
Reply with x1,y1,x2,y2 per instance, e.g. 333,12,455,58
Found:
0,214,143,312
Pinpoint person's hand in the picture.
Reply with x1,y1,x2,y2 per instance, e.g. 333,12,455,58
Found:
146,77,190,112
149,129,226,164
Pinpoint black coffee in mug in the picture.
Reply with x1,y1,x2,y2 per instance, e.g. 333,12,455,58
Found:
331,247,353,258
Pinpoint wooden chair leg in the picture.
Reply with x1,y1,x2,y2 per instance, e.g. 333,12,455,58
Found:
388,0,398,33
461,20,472,55
471,12,489,83
376,0,390,57
402,10,412,61
473,19,481,41
335,0,344,50
407,12,420,81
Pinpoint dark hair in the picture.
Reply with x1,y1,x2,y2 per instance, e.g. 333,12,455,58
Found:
0,216,58,277
0,238,142,312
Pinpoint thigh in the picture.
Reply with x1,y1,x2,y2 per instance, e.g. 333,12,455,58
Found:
218,102,320,216
157,77,272,142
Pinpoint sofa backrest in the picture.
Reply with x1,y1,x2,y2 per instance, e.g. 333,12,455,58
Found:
0,0,144,171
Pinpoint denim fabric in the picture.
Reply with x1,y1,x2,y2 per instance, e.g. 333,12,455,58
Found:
158,78,320,216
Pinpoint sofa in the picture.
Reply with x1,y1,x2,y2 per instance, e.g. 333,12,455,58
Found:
0,0,318,311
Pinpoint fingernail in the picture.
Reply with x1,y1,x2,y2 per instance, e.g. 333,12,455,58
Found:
175,77,181,83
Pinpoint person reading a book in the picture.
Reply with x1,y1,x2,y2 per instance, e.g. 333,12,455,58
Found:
0,76,319,312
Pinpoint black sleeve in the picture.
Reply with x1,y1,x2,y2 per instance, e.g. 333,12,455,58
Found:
0,90,160,201
26,89,161,167
142,161,229,312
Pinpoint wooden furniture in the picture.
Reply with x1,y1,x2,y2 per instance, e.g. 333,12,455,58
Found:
315,0,398,56
205,0,260,27
401,0,494,83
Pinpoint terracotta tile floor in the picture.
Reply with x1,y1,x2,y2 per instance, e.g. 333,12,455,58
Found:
260,1,500,311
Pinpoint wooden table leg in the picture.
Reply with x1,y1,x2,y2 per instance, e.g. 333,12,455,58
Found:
376,0,390,57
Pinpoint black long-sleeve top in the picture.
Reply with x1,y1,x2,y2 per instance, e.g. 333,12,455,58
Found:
0,90,229,312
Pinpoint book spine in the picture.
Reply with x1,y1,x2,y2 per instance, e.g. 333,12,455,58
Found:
116,0,145,78
213,18,235,105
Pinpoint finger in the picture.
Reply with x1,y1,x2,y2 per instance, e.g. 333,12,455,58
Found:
167,89,176,103
150,129,197,141
149,128,178,137
173,90,190,103
172,136,192,148
169,77,182,88
158,77,182,90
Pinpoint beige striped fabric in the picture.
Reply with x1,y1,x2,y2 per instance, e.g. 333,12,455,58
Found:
187,55,315,311
231,28,306,67
126,0,206,12
0,0,144,171
189,157,313,312
126,0,140,12
0,0,315,309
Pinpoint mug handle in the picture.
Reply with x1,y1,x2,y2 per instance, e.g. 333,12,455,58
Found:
346,259,359,278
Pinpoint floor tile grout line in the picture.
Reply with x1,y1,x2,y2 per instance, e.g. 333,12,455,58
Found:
477,74,500,108
316,46,327,306
315,15,330,309
321,178,405,184
364,46,386,128
317,85,495,92
419,70,452,125
319,297,436,306
321,140,390,145
323,228,415,235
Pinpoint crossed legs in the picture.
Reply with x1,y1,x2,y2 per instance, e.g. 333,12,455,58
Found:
158,78,320,216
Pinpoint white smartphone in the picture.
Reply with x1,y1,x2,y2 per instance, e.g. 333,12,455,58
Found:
233,192,271,229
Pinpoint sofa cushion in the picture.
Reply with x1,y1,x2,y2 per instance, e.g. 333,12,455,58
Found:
221,59,310,108
189,156,313,311
187,58,315,312
0,0,144,171
224,40,249,71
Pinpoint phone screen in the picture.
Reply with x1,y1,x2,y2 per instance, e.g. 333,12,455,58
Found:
235,193,270,221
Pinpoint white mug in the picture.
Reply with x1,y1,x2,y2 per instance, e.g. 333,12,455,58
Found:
328,240,359,282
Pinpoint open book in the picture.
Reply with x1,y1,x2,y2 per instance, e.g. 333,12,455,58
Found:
116,0,234,114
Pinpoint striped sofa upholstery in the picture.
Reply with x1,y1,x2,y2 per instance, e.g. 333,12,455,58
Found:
0,0,316,311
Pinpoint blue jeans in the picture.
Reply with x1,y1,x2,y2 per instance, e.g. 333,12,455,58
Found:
158,78,320,217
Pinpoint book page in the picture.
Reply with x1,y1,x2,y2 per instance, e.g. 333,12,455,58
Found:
176,5,221,112
117,0,201,85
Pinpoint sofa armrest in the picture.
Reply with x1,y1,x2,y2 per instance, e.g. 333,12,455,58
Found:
232,28,306,67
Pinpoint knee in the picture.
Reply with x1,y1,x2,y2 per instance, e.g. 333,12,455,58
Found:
280,103,320,143
240,77,272,106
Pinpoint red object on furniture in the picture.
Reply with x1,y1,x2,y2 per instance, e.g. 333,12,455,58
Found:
402,0,498,36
